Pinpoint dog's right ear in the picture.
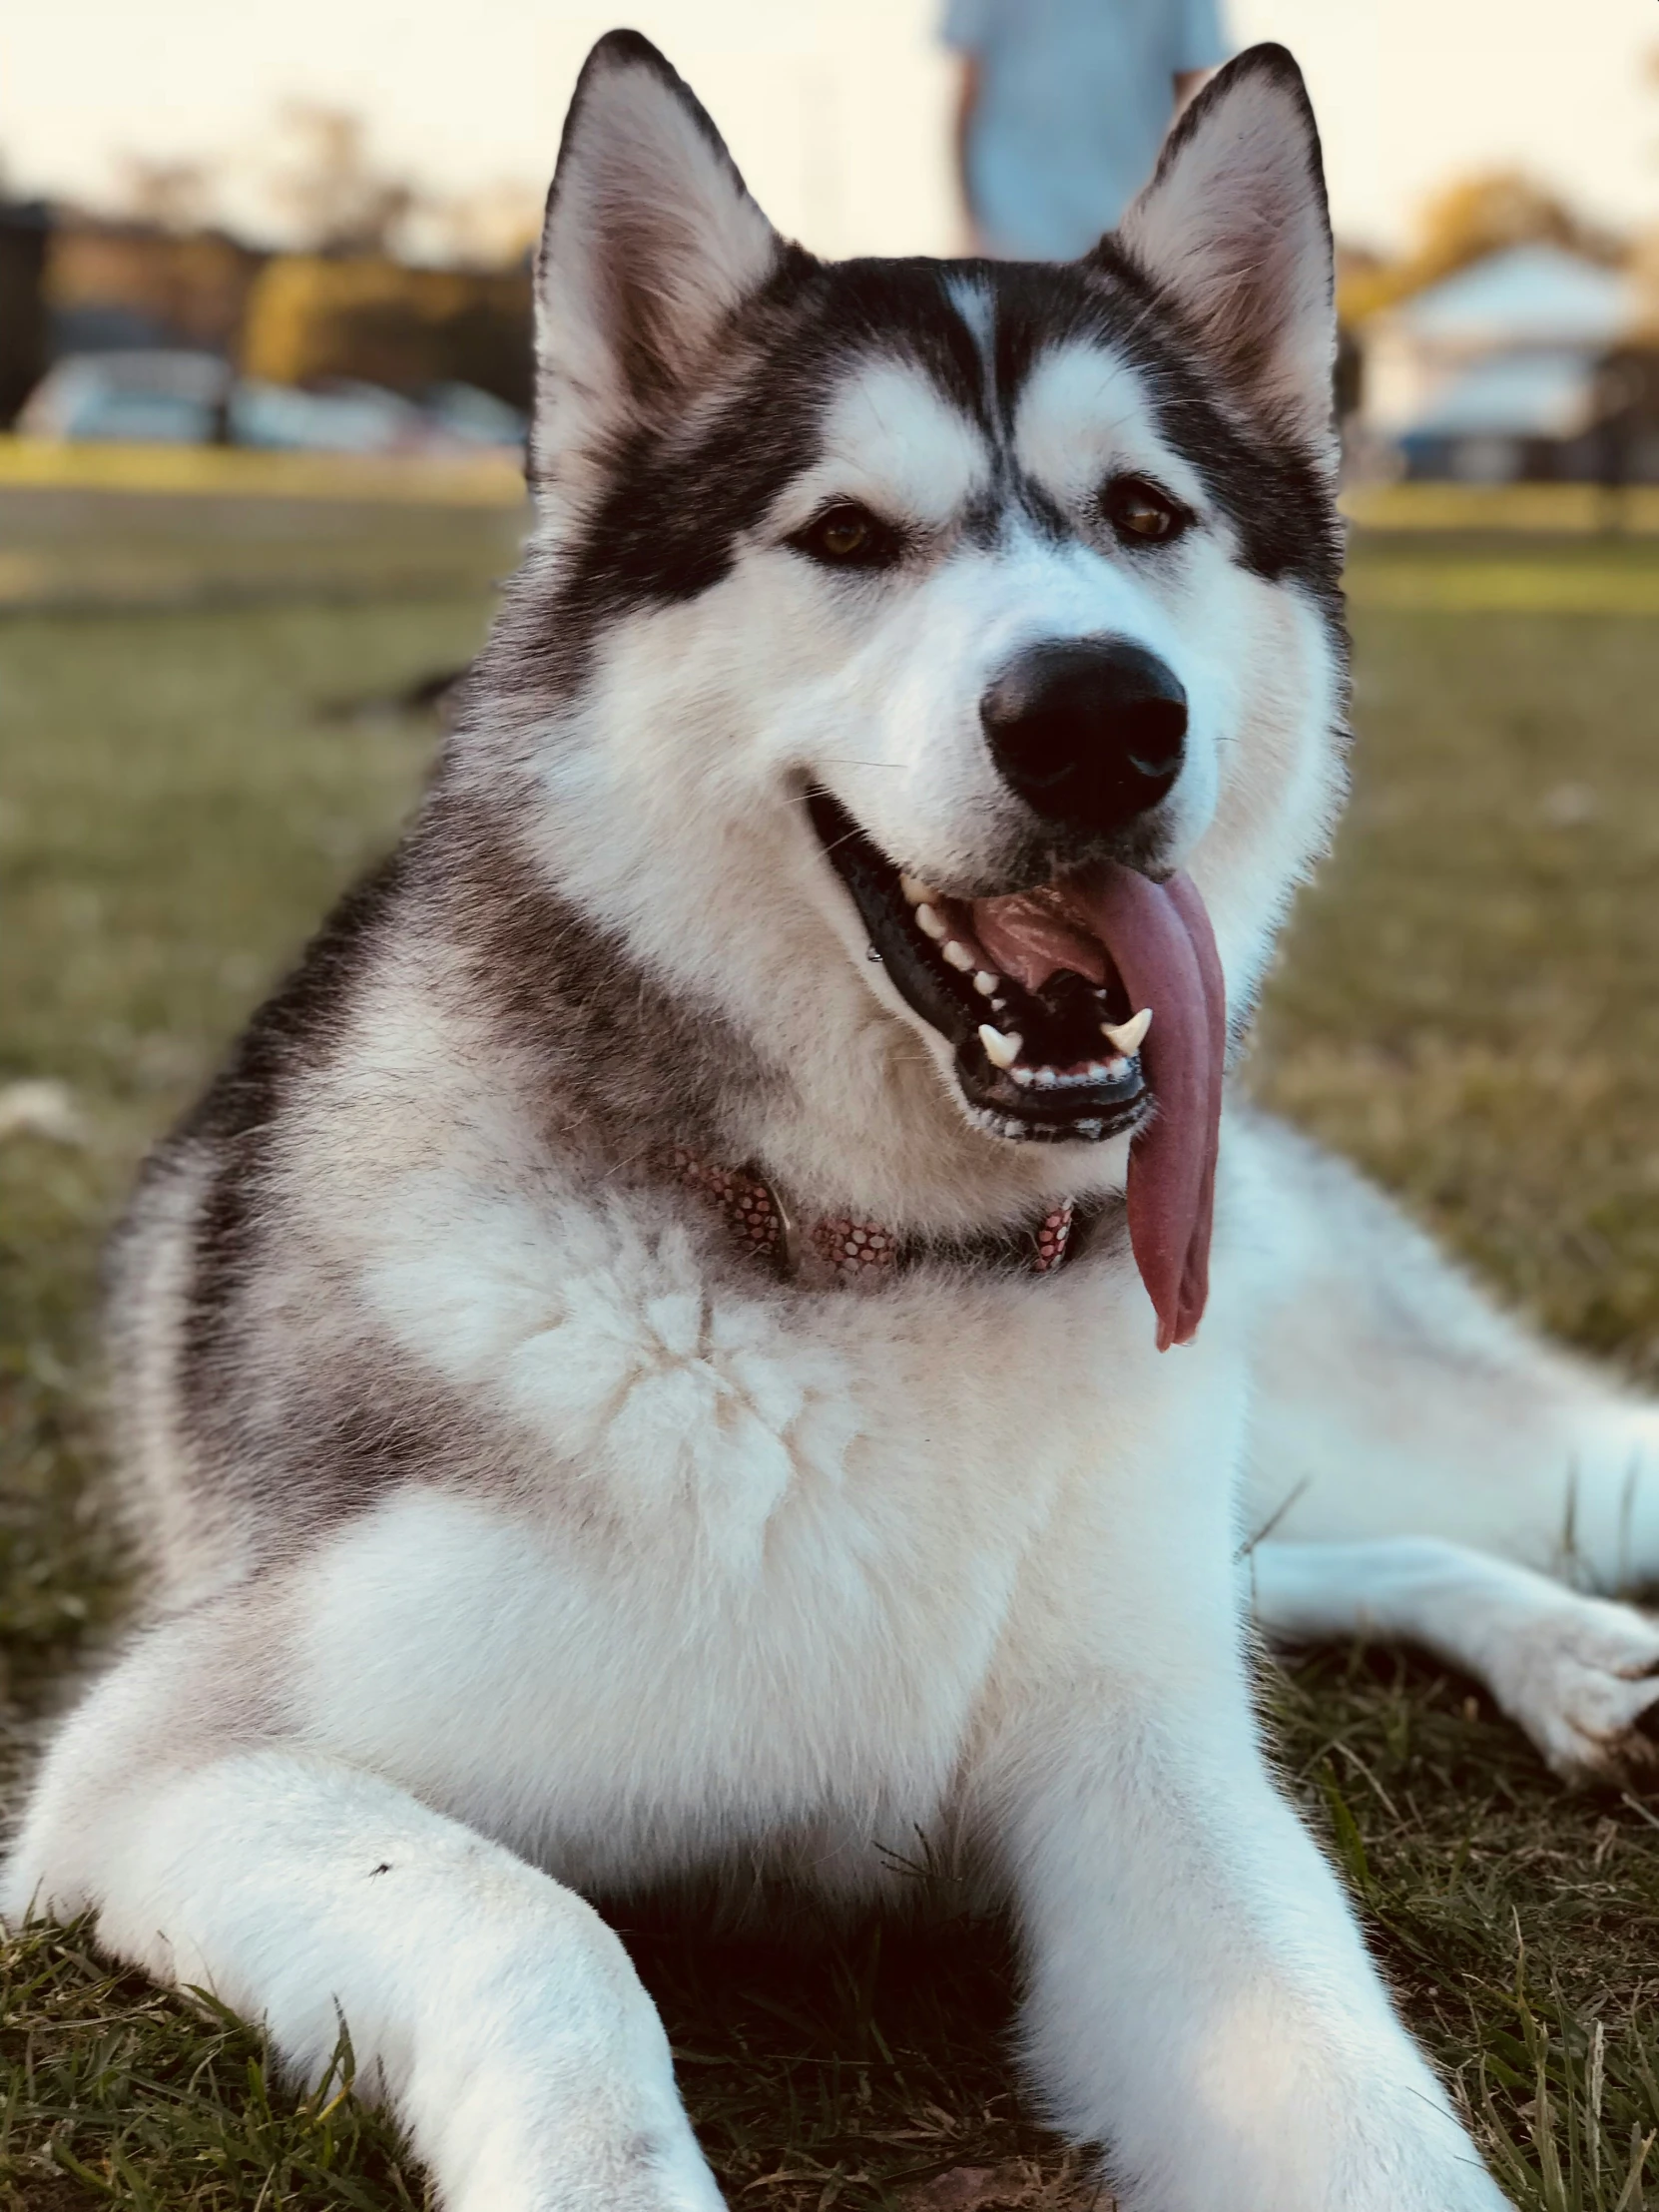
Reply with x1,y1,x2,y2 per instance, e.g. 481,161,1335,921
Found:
531,31,783,499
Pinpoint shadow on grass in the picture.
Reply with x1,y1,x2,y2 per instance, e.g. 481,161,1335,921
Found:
1,1897,1101,2212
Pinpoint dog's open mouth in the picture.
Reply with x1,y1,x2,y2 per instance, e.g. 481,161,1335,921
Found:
809,791,1149,1141
808,787,1228,1348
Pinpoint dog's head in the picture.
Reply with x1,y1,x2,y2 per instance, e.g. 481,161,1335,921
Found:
470,32,1347,1334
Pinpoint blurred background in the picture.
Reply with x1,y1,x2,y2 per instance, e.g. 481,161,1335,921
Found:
3,0,1659,496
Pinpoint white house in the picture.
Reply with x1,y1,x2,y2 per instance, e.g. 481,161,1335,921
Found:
1359,243,1639,481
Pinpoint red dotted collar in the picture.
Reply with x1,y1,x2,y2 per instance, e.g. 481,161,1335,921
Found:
663,1146,1078,1285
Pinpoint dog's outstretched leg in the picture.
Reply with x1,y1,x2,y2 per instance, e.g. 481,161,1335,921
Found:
1235,1113,1659,1778
997,1683,1512,2211
1249,1537,1659,1784
3,1622,723,2212
1238,1111,1659,1587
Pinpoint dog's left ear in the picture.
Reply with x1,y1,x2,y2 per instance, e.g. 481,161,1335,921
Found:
1111,45,1336,463
532,31,784,497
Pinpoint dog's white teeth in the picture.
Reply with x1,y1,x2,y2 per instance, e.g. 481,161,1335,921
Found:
973,970,1000,997
1032,1066,1059,1089
914,903,947,942
899,873,937,907
1010,1065,1035,1086
1085,1061,1108,1081
978,1023,1022,1070
1101,1007,1153,1056
942,939,975,971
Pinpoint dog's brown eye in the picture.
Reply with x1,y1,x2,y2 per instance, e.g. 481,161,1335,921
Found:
793,502,899,570
818,509,870,559
1103,477,1187,546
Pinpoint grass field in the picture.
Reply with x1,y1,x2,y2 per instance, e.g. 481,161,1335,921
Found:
3,501,1659,2208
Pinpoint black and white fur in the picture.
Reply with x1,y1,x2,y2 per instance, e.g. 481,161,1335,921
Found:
9,37,1659,2212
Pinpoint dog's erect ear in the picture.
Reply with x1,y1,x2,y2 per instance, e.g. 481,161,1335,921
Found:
532,31,783,492
1111,46,1336,461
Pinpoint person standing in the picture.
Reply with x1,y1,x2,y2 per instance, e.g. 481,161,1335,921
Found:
943,0,1230,260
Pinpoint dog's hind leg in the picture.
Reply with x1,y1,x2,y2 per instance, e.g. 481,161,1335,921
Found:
3,1618,724,2212
1233,1111,1659,1778
1247,1537,1659,1783
1237,1111,1659,1587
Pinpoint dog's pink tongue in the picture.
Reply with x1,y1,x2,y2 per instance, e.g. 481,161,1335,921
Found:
971,867,1226,1351
1099,869,1226,1350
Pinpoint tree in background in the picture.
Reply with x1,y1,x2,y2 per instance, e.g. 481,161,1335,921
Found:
115,157,215,237
1342,170,1625,325
241,255,531,408
261,106,538,273
1411,173,1621,280
270,105,415,261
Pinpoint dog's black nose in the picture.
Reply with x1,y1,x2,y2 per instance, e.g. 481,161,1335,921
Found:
981,638,1188,838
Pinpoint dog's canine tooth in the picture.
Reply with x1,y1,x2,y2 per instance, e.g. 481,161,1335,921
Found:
914,903,947,942
973,971,999,997
898,872,936,906
978,1023,1022,1070
1101,1007,1153,1056
942,940,975,971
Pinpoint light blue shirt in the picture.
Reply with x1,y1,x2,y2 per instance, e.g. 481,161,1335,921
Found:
943,0,1229,261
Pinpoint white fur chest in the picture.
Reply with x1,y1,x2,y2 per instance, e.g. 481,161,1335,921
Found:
290,1182,1253,1897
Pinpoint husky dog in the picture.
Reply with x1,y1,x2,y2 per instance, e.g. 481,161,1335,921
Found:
10,33,1659,2212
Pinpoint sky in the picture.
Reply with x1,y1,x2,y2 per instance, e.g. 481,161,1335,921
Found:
2,0,1654,260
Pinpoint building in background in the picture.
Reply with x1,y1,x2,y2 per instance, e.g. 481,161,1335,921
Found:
46,215,268,357
239,254,530,413
9,216,531,453
1355,243,1649,482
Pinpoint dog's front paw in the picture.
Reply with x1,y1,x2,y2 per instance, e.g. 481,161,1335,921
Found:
1482,1589,1659,1785
451,2125,727,2212
430,2048,727,2212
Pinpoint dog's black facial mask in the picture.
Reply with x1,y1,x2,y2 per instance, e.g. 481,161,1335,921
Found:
526,34,1341,642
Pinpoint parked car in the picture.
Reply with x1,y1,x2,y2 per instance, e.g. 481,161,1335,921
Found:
15,352,526,456
16,349,232,442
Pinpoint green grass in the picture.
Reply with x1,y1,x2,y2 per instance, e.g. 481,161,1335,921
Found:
1255,570,1659,1380
0,486,523,612
3,510,1659,2207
